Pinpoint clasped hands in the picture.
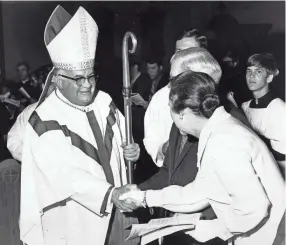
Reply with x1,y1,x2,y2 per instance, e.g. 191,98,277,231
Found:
111,184,145,212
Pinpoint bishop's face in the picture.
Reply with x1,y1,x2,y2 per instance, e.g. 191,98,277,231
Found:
57,68,97,106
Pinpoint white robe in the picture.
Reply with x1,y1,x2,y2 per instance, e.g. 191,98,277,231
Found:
145,107,285,245
143,85,173,167
7,102,37,161
20,90,132,245
242,97,286,158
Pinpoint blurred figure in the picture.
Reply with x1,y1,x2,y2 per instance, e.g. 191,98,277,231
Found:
220,41,252,108
146,57,169,101
175,28,208,52
242,53,285,175
206,1,240,59
13,61,41,105
32,64,53,91
0,84,21,121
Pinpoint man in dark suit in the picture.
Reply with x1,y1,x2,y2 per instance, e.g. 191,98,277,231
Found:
146,58,169,101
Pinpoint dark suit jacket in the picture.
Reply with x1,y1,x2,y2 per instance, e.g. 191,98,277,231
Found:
139,123,198,191
132,73,152,143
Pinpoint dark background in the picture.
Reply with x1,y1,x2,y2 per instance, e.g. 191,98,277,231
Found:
0,1,285,105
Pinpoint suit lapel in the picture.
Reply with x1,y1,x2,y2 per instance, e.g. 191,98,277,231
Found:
172,140,192,177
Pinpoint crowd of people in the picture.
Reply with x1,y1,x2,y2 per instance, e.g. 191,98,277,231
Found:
0,3,284,245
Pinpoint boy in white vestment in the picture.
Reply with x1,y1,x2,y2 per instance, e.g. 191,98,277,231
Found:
242,53,285,174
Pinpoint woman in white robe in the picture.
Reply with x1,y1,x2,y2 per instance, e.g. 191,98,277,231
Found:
121,71,285,245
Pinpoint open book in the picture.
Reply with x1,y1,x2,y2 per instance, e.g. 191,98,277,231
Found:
130,93,145,105
125,213,202,245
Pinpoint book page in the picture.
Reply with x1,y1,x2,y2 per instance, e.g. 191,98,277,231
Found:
126,213,201,240
130,93,145,105
141,224,195,245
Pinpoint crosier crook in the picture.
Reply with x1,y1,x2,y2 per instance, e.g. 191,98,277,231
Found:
122,32,137,184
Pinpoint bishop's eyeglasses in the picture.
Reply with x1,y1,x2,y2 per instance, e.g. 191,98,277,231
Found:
58,74,99,87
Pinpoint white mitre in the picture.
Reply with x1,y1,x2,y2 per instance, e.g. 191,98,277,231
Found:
44,5,99,70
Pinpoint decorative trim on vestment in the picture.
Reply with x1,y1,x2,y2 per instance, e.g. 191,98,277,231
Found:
29,111,100,163
78,7,90,61
52,59,94,70
100,186,114,215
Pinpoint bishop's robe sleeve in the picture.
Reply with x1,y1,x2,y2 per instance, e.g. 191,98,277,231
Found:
7,104,35,161
30,129,114,217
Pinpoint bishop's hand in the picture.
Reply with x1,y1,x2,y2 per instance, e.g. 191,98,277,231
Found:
111,184,140,212
119,190,146,209
122,143,140,162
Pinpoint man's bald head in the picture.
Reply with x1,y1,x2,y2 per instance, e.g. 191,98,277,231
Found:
170,47,222,83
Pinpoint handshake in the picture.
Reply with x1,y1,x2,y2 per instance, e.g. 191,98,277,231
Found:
111,184,146,212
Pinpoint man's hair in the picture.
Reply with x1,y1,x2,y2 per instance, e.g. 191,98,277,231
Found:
247,53,279,76
177,28,208,49
146,57,162,67
16,61,30,71
172,47,222,83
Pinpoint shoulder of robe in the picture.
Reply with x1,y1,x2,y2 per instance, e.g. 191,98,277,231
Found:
268,98,286,110
96,90,116,108
241,99,251,111
207,122,255,157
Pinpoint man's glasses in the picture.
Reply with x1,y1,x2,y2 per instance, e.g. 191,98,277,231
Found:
58,74,99,87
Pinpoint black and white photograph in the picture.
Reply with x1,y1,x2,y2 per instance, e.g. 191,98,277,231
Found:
0,1,285,245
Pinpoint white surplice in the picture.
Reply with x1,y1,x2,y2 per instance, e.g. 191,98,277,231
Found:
242,97,286,158
143,85,173,167
7,102,37,161
20,89,129,245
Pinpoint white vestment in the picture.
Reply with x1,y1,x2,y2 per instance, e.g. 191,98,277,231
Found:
143,85,173,167
20,90,132,245
7,103,37,161
242,96,286,159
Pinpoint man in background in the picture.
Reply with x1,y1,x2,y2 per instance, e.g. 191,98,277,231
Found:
146,58,169,101
13,61,41,105
144,29,207,167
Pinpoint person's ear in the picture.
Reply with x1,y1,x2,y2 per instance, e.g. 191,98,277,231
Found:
266,74,274,84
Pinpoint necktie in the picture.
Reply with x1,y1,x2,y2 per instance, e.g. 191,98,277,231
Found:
179,135,188,155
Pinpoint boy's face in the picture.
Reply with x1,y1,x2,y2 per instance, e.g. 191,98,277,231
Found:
246,66,270,92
